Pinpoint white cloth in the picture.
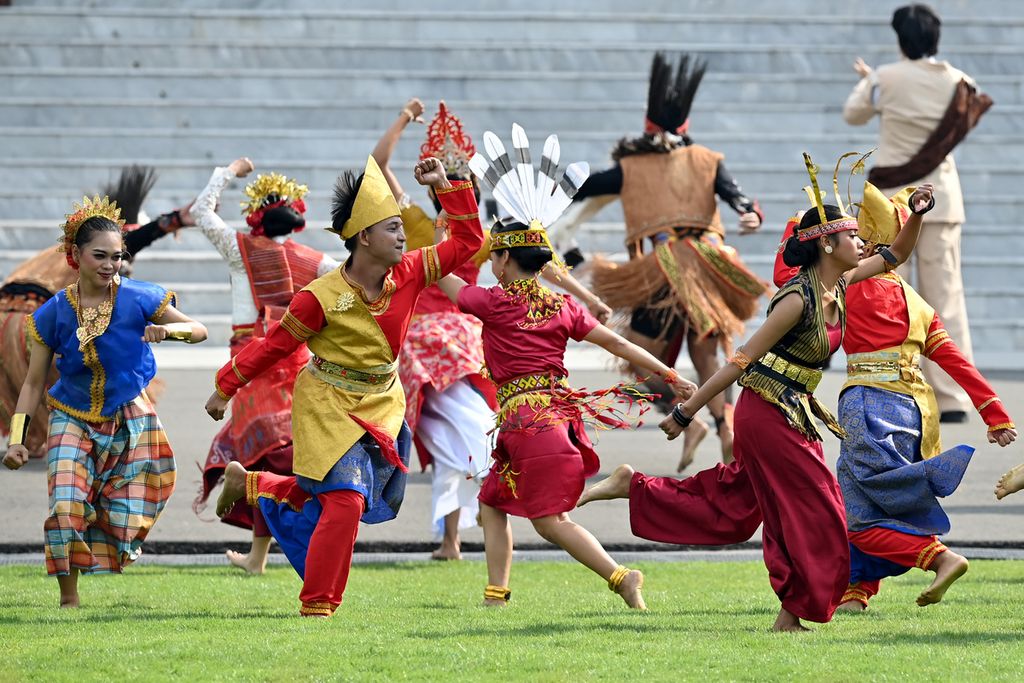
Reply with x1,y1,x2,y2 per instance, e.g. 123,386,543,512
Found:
416,378,494,538
190,166,338,325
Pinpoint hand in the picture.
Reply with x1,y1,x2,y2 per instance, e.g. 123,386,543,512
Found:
178,200,196,227
853,57,873,78
415,157,452,190
2,444,30,470
402,97,425,124
667,376,698,401
205,391,229,421
587,297,613,324
988,427,1017,447
142,325,169,344
659,413,685,440
228,157,255,178
910,183,935,213
738,212,761,234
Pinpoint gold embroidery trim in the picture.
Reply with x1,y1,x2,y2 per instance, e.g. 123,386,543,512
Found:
422,245,441,286
231,357,248,384
281,311,316,341
150,290,176,321
976,397,999,412
916,540,946,570
988,422,1016,433
25,314,49,349
434,180,471,195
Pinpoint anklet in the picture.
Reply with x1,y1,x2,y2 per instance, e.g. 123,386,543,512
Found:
484,585,511,602
607,565,630,592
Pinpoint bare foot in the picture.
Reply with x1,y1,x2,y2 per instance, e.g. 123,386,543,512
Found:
59,596,80,609
836,600,866,612
482,599,508,608
226,550,266,575
216,462,248,518
995,463,1024,500
431,547,462,561
917,551,969,607
677,418,708,472
772,607,810,632
614,569,647,610
577,464,635,507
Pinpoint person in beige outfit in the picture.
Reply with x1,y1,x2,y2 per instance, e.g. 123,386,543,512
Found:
844,4,990,422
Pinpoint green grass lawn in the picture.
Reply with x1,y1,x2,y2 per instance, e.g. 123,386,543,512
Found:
0,559,1021,682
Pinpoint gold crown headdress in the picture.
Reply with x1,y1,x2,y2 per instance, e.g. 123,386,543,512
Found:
797,150,872,242
856,183,914,249
468,124,589,268
420,101,476,179
326,156,401,240
241,172,308,217
59,195,126,267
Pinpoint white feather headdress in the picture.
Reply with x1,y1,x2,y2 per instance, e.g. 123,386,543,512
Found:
469,124,589,265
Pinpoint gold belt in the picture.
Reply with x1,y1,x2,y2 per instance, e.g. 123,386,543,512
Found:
847,351,921,383
756,351,822,393
496,374,569,407
306,355,397,394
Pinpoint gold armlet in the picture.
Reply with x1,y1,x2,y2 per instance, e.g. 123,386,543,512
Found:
8,413,30,447
163,322,194,343
729,351,752,370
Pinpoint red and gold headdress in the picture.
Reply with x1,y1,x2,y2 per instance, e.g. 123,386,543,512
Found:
59,195,126,269
796,151,868,242
420,101,476,179
241,172,309,236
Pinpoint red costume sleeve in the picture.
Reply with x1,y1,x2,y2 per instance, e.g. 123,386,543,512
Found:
433,180,484,277
773,217,800,287
214,289,325,399
924,313,1014,431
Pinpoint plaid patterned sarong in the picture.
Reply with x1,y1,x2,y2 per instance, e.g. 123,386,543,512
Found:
44,394,175,575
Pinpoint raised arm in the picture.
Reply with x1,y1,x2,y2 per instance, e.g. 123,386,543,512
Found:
188,158,254,265
541,265,612,323
2,339,54,469
372,97,425,202
843,58,878,126
845,184,934,286
660,291,804,439
573,165,624,201
437,273,469,304
714,160,763,234
415,158,483,276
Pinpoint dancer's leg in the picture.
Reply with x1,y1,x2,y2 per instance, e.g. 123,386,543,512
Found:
480,503,511,606
298,488,364,617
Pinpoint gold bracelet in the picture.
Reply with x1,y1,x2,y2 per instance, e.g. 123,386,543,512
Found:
163,322,194,343
728,351,752,370
8,413,30,447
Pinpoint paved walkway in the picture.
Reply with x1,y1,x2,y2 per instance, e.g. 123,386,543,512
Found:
3,365,1024,551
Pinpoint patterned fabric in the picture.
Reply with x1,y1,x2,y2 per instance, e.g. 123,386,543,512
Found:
44,394,175,575
500,279,564,329
496,373,570,406
837,386,974,536
398,311,492,433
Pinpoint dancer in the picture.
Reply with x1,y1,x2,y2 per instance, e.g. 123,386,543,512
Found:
206,155,483,617
374,99,613,559
833,180,1014,610
575,52,770,469
2,196,208,608
438,126,696,610
1,166,186,458
579,154,935,631
190,157,338,575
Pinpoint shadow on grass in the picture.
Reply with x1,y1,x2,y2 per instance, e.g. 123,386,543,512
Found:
0,608,289,624
858,630,1023,645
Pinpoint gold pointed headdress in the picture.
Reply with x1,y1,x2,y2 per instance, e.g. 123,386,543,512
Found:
59,195,126,267
326,156,401,240
797,151,870,242
856,183,914,248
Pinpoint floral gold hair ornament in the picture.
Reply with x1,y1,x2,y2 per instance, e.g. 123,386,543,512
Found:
241,172,309,235
59,195,126,269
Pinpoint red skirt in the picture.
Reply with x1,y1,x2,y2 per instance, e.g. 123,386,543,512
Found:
630,389,849,623
478,403,599,519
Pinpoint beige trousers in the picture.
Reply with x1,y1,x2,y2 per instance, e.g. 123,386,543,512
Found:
897,220,974,414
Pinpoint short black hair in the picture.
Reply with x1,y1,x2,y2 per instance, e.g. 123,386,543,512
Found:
75,216,123,250
491,220,553,274
331,170,365,252
782,204,845,268
892,4,941,60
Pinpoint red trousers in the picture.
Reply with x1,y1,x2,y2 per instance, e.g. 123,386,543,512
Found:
252,472,364,616
843,527,947,606
630,389,849,623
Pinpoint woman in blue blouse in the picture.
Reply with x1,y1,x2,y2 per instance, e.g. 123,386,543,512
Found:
3,196,207,608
